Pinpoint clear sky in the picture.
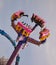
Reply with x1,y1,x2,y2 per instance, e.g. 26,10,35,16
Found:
0,0,56,65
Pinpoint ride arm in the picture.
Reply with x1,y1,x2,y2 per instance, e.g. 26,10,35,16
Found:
31,24,38,31
27,37,42,46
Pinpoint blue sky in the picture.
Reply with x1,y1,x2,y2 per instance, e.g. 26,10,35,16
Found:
0,0,56,65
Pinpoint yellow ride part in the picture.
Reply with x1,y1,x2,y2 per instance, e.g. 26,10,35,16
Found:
39,33,50,41
15,24,30,37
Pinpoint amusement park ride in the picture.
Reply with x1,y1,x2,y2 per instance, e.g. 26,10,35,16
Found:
0,11,50,65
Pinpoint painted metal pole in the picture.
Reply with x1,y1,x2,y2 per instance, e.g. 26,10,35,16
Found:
6,42,22,65
0,29,16,48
